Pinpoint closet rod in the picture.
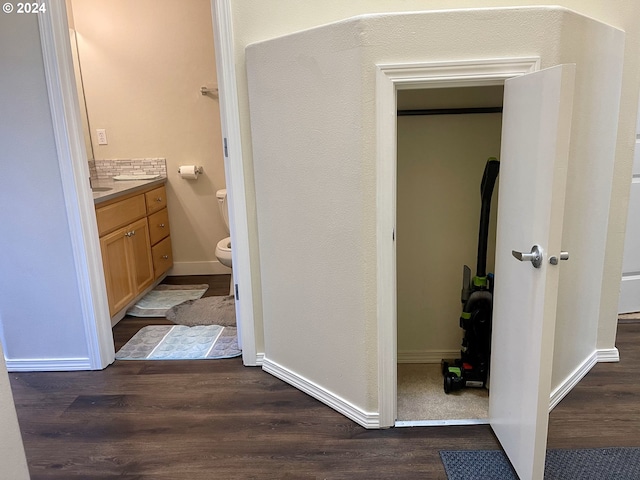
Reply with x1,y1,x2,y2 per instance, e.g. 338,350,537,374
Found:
397,106,503,116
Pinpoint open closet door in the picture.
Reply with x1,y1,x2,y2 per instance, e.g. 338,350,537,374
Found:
490,64,575,480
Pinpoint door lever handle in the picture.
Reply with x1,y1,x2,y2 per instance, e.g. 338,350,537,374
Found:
512,245,543,268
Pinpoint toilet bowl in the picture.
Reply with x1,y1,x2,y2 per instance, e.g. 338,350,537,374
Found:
215,189,232,269
215,236,232,268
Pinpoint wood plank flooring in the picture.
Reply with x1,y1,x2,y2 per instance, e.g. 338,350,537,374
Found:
8,277,640,479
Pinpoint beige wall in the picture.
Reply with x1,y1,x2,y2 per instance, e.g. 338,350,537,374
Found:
0,347,28,479
71,0,228,274
233,0,640,369
397,113,502,359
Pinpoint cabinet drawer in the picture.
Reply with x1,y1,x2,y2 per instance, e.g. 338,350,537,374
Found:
96,194,146,236
152,236,173,278
145,186,167,215
148,208,170,245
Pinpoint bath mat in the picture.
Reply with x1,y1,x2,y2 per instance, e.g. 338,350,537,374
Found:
115,325,241,360
166,295,235,326
126,284,209,317
440,447,640,480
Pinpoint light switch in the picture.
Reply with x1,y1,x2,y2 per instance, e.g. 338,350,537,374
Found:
96,129,108,145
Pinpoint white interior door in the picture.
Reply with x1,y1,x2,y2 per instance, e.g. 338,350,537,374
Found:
618,101,640,313
490,64,575,480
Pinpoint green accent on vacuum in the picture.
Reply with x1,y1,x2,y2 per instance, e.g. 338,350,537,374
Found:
473,276,487,287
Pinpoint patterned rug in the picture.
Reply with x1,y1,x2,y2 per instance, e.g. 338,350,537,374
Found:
126,284,209,317
166,295,236,326
440,447,640,480
115,325,241,360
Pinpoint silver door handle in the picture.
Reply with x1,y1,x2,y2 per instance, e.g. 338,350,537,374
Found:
512,245,543,268
549,252,569,265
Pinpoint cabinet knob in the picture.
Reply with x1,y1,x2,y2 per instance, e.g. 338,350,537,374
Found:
155,197,162,202
161,255,169,260
159,223,165,228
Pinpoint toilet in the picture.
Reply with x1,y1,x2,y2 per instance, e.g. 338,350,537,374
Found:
215,189,232,269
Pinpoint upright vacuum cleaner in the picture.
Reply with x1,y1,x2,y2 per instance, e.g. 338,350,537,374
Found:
442,157,500,394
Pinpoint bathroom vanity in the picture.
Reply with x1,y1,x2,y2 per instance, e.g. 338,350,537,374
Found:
93,178,173,321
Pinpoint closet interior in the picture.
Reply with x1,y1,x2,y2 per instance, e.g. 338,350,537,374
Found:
396,85,504,424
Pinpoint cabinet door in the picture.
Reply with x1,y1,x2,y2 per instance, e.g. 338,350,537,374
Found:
128,217,154,293
100,227,136,316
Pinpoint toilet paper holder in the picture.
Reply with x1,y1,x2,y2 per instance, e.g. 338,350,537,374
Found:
177,166,204,174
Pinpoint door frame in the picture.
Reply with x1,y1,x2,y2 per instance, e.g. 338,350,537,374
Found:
211,0,258,365
38,0,258,368
375,57,540,427
38,0,113,369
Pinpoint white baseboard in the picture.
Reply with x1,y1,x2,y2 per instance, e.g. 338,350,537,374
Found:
5,358,93,372
397,349,460,364
596,347,620,362
242,352,265,367
262,357,379,428
548,347,620,411
169,260,232,276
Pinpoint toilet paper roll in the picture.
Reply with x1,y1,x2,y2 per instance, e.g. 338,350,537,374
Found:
179,165,200,180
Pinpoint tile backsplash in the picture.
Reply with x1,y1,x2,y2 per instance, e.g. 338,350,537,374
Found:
91,158,167,181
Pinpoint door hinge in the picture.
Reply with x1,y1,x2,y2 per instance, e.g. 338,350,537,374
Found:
235,283,239,300
393,229,395,241
223,138,228,158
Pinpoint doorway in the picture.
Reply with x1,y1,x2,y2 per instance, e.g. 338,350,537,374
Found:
395,85,503,425
374,57,541,427
44,0,257,367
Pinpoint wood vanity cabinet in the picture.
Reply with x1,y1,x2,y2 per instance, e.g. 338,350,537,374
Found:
95,184,173,316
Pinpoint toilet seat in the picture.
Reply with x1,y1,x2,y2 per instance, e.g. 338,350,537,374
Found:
216,237,231,252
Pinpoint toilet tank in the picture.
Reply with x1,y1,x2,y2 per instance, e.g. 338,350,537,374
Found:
216,189,229,231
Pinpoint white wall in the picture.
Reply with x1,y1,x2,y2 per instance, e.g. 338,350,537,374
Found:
247,7,626,416
247,25,372,408
71,0,228,275
0,10,91,365
233,0,640,376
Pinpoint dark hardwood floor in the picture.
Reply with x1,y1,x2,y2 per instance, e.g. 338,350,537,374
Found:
8,278,640,478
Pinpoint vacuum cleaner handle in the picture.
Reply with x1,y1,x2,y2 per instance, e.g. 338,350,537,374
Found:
480,157,500,203
476,158,500,278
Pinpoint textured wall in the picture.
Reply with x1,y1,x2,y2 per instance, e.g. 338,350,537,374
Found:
232,0,640,369
247,7,626,415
